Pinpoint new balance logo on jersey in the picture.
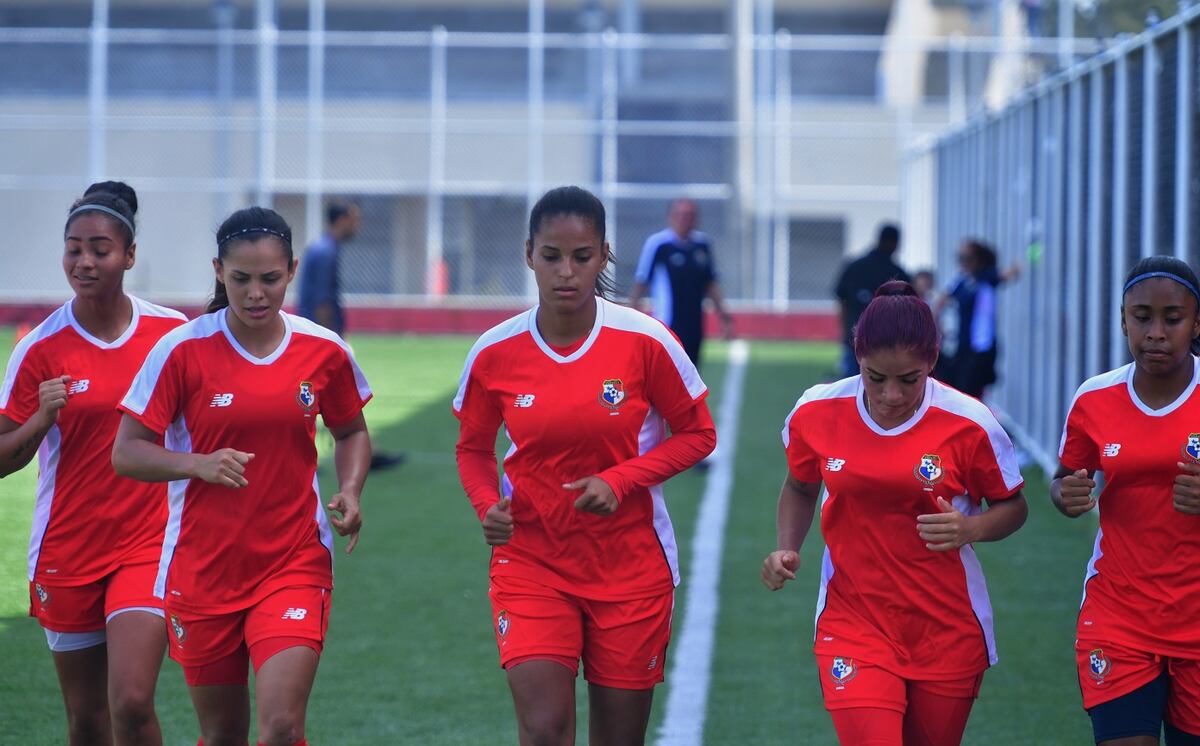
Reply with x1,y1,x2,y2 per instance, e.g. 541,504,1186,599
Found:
210,393,234,408
281,607,308,621
514,394,535,408
825,458,846,472
67,379,90,395
1102,443,1122,457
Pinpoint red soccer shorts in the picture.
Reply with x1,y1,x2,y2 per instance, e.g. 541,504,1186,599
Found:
167,586,330,686
816,655,983,713
1076,639,1200,734
488,574,673,690
30,561,163,633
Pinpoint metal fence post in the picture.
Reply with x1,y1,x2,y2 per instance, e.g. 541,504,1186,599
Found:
1141,40,1158,257
426,26,447,297
1175,20,1193,260
772,30,791,310
1086,69,1105,378
1111,55,1130,369
256,0,277,208
526,0,545,300
601,28,618,256
305,0,326,247
88,0,109,185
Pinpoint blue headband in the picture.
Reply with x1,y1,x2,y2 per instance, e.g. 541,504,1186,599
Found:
66,204,134,238
1123,271,1200,303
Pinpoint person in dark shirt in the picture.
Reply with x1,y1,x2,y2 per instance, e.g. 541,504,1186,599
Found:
629,199,733,369
298,201,360,336
833,224,911,376
298,200,403,472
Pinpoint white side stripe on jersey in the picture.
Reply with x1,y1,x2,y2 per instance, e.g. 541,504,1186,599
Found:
780,376,858,448
121,314,224,417
0,305,71,410
452,310,533,412
288,313,373,402
599,299,707,400
1058,365,1131,457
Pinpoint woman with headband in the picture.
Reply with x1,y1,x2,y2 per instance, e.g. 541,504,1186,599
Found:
1054,255,1200,744
0,182,186,744
112,206,374,746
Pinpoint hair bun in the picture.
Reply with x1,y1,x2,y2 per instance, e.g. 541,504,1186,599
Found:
84,180,138,216
874,280,917,298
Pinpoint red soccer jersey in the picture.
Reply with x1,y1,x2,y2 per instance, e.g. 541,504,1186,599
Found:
118,310,372,615
453,298,709,601
0,297,186,586
1059,361,1200,657
783,375,1024,680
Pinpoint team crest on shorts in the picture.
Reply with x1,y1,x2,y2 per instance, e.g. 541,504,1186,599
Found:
1088,648,1111,683
1183,434,1200,463
829,657,857,686
914,454,944,486
33,583,49,605
297,381,316,413
497,610,511,638
599,379,625,412
169,614,186,647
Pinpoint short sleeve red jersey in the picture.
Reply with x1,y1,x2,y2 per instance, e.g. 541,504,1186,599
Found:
0,297,186,586
783,375,1024,680
118,310,372,615
453,298,708,601
1059,360,1200,657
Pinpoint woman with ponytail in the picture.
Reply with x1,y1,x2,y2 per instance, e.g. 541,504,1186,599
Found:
761,281,1028,745
112,206,374,746
0,182,186,744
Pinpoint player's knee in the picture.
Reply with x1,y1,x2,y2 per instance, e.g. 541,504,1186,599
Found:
517,709,572,746
257,712,305,746
64,704,109,744
110,685,156,734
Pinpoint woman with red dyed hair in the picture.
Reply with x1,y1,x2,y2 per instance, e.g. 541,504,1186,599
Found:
761,281,1028,745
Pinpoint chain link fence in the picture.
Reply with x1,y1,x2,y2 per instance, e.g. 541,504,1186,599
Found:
906,6,1200,471
0,11,1090,315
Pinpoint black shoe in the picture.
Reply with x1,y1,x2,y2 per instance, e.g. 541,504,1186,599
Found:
369,452,406,472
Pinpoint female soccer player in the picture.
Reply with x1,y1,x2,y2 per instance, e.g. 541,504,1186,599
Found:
762,281,1027,746
1054,255,1200,745
454,186,716,745
111,206,373,746
0,182,186,745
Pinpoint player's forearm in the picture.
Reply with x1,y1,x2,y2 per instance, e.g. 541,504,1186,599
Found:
777,476,820,552
969,493,1028,543
332,427,371,499
315,303,335,329
0,414,53,478
597,402,715,500
111,436,201,483
456,445,502,521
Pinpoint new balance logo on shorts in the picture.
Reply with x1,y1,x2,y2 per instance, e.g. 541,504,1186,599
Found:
67,379,90,395
210,393,234,408
281,607,308,620
825,458,846,472
514,394,535,408
1102,443,1121,457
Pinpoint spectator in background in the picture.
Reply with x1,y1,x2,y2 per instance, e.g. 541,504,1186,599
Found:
912,269,935,303
629,199,733,370
299,200,404,472
833,223,911,377
935,238,1020,399
298,201,360,337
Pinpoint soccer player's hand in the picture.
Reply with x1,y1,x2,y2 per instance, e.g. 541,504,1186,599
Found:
1174,461,1200,515
192,448,254,488
1056,469,1096,517
917,496,978,551
482,498,514,545
761,550,799,590
566,476,619,515
34,375,71,426
327,491,362,553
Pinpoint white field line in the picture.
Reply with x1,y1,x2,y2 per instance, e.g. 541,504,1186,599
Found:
656,339,750,746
